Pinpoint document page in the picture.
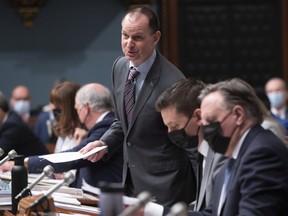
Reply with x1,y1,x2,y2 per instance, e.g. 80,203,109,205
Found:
39,146,107,163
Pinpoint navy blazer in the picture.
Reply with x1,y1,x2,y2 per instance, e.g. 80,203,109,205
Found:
191,125,288,216
0,111,48,160
28,112,123,188
101,51,196,207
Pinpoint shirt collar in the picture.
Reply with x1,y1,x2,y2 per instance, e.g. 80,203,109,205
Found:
231,128,251,159
96,111,109,124
198,140,209,158
129,49,156,77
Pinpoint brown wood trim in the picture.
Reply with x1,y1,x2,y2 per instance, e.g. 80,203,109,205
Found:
282,0,288,81
160,0,179,67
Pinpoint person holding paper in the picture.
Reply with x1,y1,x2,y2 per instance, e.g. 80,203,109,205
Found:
0,83,123,188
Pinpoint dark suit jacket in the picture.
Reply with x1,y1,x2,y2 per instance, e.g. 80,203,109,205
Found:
101,51,196,207
0,111,48,160
191,125,288,216
28,112,123,188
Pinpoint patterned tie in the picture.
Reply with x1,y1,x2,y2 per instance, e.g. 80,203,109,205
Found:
124,67,139,124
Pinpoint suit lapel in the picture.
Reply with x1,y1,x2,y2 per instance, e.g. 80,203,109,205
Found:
221,125,262,215
128,55,161,131
120,62,130,131
197,149,214,210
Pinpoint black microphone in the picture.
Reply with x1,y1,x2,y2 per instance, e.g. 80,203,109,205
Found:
165,202,188,216
15,165,55,202
29,171,75,209
118,191,151,216
0,149,17,166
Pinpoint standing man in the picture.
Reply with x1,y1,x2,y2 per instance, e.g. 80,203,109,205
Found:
191,78,288,216
80,6,196,207
265,77,288,134
155,79,226,211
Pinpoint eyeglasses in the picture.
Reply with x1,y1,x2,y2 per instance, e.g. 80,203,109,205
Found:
52,108,61,121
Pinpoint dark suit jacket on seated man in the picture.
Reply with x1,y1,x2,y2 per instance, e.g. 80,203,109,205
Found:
0,95,48,160
191,78,288,216
28,111,123,188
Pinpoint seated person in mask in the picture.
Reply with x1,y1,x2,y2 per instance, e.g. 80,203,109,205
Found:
155,78,226,212
190,78,288,216
0,83,123,188
0,94,48,160
10,85,32,124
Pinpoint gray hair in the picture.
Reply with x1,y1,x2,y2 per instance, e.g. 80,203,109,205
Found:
75,83,113,113
199,78,263,124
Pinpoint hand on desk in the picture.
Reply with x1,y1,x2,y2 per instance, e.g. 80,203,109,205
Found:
0,161,14,172
79,140,107,163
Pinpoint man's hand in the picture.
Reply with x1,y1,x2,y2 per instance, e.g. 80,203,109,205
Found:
0,161,14,172
79,140,107,162
73,127,88,144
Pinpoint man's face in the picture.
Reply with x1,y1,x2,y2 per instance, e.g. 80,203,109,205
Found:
201,92,234,137
74,100,86,123
121,13,160,66
11,87,30,108
161,106,197,137
201,92,239,156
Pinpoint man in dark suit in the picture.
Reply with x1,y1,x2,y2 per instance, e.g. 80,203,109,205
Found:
0,94,48,160
80,6,196,207
191,78,288,216
26,83,123,188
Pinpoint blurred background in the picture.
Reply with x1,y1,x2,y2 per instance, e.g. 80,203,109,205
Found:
0,0,287,110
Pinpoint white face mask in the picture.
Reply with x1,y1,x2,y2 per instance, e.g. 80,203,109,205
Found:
13,100,30,115
267,91,286,109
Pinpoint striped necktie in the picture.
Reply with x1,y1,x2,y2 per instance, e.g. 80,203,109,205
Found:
124,67,139,124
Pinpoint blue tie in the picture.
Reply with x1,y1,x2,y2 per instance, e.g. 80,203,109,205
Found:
218,158,235,215
124,67,139,124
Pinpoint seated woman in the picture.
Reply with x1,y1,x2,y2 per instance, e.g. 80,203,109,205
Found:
49,81,85,153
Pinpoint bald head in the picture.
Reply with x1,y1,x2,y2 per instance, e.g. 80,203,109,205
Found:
265,77,288,110
11,85,30,102
265,78,287,93
75,83,113,113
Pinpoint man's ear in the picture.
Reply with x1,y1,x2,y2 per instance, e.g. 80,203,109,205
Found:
194,108,202,125
233,105,245,125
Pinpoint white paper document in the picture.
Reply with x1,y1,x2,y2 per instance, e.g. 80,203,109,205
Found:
39,146,107,163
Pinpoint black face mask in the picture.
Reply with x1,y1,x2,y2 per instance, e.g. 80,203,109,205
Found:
52,108,61,122
168,130,198,149
202,122,231,154
202,112,233,154
168,116,199,149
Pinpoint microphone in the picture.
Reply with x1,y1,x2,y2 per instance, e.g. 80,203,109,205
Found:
30,171,75,209
118,191,151,216
165,202,188,216
15,165,55,202
0,148,4,157
0,149,17,166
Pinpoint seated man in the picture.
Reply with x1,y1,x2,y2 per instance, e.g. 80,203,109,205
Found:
155,79,226,211
191,78,288,216
0,94,48,160
0,83,123,188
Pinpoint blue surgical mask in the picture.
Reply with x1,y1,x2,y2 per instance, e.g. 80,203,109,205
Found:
267,91,285,109
13,100,30,115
